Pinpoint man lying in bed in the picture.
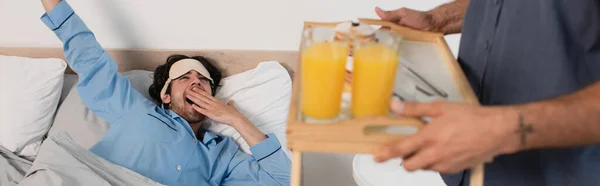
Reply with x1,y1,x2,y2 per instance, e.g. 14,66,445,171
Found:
39,0,290,185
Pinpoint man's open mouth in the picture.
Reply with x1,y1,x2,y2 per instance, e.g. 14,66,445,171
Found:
185,98,194,105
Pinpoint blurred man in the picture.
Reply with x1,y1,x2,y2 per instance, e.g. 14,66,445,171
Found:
374,1,600,186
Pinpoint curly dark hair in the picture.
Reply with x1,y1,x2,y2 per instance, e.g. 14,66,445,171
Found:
148,54,222,105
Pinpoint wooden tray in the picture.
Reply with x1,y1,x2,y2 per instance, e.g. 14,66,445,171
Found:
288,18,484,186
287,18,478,153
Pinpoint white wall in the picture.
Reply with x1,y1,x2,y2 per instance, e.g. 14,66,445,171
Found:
1,1,459,185
0,0,459,56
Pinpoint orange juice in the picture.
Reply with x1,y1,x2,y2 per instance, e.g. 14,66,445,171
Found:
352,43,399,117
301,42,348,119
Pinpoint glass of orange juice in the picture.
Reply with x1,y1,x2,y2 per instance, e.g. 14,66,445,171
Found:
301,27,349,120
352,30,403,118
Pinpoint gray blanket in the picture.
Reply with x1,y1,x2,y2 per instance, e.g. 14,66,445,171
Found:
0,132,163,186
0,146,32,186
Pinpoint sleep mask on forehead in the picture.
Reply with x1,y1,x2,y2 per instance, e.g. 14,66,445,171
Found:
160,58,213,98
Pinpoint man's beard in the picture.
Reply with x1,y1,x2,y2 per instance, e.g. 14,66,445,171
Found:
170,100,205,123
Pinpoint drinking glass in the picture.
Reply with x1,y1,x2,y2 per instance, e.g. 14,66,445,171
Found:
351,30,403,118
301,27,349,120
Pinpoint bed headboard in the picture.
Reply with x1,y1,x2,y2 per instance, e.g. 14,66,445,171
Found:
0,47,299,77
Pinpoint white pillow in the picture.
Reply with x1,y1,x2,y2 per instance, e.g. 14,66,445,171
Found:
58,74,78,107
48,70,151,149
0,55,66,157
207,61,292,157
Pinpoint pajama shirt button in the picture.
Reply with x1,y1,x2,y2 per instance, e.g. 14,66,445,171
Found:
176,165,182,171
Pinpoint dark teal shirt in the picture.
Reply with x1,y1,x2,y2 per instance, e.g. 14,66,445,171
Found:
444,0,600,186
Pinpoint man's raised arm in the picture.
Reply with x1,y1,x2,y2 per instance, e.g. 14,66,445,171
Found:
40,0,147,123
41,0,60,13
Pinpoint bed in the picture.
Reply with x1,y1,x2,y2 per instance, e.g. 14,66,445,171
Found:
0,47,298,76
0,47,299,186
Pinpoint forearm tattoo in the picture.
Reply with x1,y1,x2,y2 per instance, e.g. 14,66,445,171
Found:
516,111,534,147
